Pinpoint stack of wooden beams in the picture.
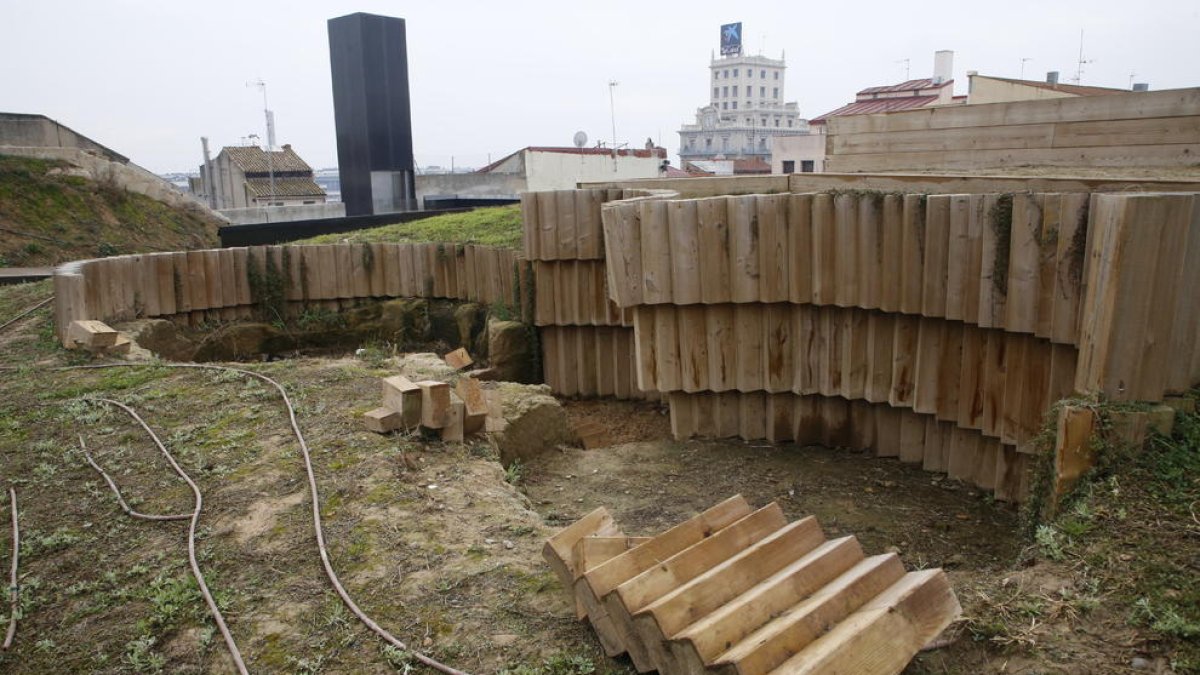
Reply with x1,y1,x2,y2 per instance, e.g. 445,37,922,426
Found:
363,374,490,441
523,189,664,400
64,319,131,355
543,495,961,674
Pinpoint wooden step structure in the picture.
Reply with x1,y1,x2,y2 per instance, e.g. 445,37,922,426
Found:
543,496,961,675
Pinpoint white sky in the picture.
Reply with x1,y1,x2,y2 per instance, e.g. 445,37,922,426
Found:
2,0,1197,173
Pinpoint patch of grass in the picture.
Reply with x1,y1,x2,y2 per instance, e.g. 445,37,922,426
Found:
298,205,523,249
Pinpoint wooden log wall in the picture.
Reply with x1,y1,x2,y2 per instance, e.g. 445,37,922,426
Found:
603,192,1091,346
53,242,525,342
668,392,1031,502
824,87,1200,172
522,188,675,400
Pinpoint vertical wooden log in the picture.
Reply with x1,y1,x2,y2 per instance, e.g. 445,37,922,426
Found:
922,417,947,473
595,327,616,397
738,392,767,442
534,262,554,326
335,244,356,299
654,307,681,393
577,189,605,260
810,193,837,305
757,194,789,303
603,203,643,307
818,307,841,397
957,326,986,430
729,195,760,304
912,318,944,415
786,194,813,304
678,306,710,393
878,195,903,313
889,315,920,408
735,305,765,393
706,305,737,393
668,199,701,305
962,194,987,325
865,312,895,404
874,405,901,458
522,192,541,260
1050,193,1090,345
763,304,794,394
640,200,672,304
1035,194,1061,339
820,396,852,448
921,195,951,318
947,427,980,483
858,194,883,310
1017,338,1053,447
172,251,191,314
899,195,926,315
613,327,634,399
980,330,1009,438
945,195,971,321
155,252,177,316
841,308,868,400
935,322,964,423
848,399,877,450
350,244,371,298
537,191,558,260
977,194,1007,329
1004,193,1042,334
794,305,821,396
555,190,578,260
833,193,859,308
697,197,732,304
186,250,208,311
899,411,926,463
766,393,796,444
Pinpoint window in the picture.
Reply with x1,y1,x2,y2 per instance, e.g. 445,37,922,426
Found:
724,69,729,78
746,86,752,96
722,137,729,151
705,138,712,149
774,71,779,80
787,120,793,128
761,117,767,126
733,68,739,76
773,87,779,98
782,160,795,173
801,160,815,173
732,101,738,109
722,102,728,110
761,70,766,78
760,86,765,97
747,69,752,78
774,119,780,127
713,87,719,98
759,138,767,149
714,71,719,80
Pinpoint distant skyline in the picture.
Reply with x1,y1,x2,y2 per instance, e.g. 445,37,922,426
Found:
2,0,1197,173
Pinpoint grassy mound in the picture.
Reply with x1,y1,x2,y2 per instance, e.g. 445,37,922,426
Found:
0,154,220,267
299,205,523,249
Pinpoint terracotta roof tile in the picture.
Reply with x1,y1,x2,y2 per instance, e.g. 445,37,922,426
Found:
222,145,313,174
810,95,940,124
244,177,326,198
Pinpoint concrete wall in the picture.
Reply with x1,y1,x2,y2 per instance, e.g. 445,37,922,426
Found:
219,202,346,225
968,75,1083,105
0,113,128,163
525,150,663,191
415,172,527,205
770,134,826,173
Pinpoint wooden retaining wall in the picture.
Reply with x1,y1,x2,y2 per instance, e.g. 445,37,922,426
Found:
53,242,525,336
824,87,1200,172
522,188,669,400
587,186,1200,501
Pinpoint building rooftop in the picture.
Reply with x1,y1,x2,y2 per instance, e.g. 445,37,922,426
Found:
810,95,941,124
244,177,326,198
858,78,952,95
974,75,1129,97
222,144,313,175
476,146,667,173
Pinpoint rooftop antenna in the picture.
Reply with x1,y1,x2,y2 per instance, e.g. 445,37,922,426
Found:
1072,29,1093,84
1128,71,1138,88
895,58,911,80
246,78,276,204
608,80,619,172
573,131,588,148
1020,57,1033,79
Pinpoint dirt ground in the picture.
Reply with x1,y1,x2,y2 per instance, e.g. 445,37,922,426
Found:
0,281,1196,674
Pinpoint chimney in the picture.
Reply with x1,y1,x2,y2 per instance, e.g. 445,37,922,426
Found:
1046,71,1060,85
1132,82,1149,92
932,50,953,85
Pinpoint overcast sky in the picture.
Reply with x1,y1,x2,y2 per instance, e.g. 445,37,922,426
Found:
2,0,1197,173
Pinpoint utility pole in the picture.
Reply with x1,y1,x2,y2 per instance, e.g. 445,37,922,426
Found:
608,80,619,172
247,79,276,205
1020,57,1032,79
1072,30,1093,84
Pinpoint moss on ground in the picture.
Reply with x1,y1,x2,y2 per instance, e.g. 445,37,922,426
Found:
299,205,523,249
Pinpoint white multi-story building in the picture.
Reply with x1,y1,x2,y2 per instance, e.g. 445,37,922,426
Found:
678,52,808,164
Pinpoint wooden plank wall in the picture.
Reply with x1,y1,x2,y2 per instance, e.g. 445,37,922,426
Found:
825,87,1200,172
522,188,674,400
52,243,525,341
603,192,1091,346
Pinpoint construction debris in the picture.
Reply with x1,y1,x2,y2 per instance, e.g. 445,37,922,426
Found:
362,407,403,433
66,319,129,354
444,347,474,370
543,495,961,674
573,420,611,450
363,370,504,442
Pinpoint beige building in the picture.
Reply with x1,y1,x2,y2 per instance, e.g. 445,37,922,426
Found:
966,73,1131,105
196,144,326,210
770,134,826,174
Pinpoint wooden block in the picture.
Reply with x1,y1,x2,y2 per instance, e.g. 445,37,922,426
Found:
710,554,907,675
444,347,474,370
186,250,208,311
67,319,118,348
878,195,903,313
667,535,865,674
522,192,541,260
1004,193,1042,333
382,375,422,428
697,197,732,304
841,309,868,400
603,203,643,307
899,412,925,463
977,194,1006,328
857,194,883,310
787,194,814,304
922,417,947,473
873,406,901,458
678,306,711,393
537,192,558,261
811,194,837,305
729,195,760,304
572,536,646,581
1052,405,1097,503
757,194,789,303
734,305,764,392
945,195,971,321
363,407,403,434
793,305,821,396
889,315,919,408
1035,194,1061,338
574,420,611,450
556,190,579,260
441,395,465,442
763,304,794,394
668,199,702,305
334,244,355,299
981,330,1009,438
576,189,605,259
947,427,981,482
834,193,859,308
899,195,926,315
576,326,599,397
576,496,752,657
1050,193,1090,345
607,504,789,671
864,313,894,404
543,507,617,612
640,200,672,304
922,195,951,317
957,326,986,430
417,381,450,429
1000,333,1028,445
769,569,961,675
706,305,737,393
820,396,852,448
738,392,767,442
818,308,841,397
912,319,944,415
765,394,795,443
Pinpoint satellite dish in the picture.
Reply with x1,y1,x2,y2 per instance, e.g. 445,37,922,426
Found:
573,131,588,148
